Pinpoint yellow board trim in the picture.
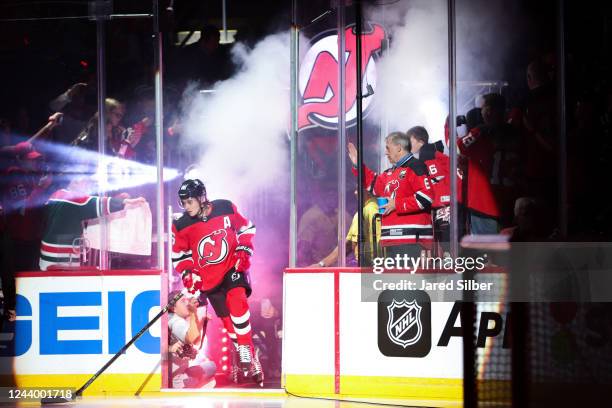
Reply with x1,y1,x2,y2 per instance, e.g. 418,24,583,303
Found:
0,373,160,396
5,373,501,404
284,374,335,395
342,375,463,399
285,374,462,400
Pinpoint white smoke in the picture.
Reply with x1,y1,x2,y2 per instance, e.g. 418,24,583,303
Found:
178,0,522,198
366,0,449,141
366,0,520,142
179,33,291,203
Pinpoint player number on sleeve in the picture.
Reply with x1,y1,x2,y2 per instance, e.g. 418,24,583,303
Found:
9,185,27,199
428,164,438,175
462,134,476,148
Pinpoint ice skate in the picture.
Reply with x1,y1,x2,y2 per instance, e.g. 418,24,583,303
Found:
237,344,252,376
228,347,241,384
249,349,264,387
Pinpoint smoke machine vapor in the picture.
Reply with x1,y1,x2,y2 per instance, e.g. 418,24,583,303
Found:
180,33,291,204
366,0,450,141
366,0,520,141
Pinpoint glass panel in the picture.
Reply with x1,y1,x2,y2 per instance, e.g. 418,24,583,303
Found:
0,16,103,273
294,0,369,268
97,15,161,271
163,2,291,389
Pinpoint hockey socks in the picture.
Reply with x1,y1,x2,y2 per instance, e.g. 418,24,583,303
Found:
226,287,253,346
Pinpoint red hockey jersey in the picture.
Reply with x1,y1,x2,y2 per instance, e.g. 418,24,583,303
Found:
418,141,451,209
353,157,434,247
457,126,500,218
458,124,521,221
172,199,255,291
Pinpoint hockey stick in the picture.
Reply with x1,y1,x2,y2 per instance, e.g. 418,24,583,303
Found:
41,291,184,405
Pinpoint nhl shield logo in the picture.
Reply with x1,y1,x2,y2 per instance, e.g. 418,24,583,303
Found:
378,289,431,357
386,299,423,348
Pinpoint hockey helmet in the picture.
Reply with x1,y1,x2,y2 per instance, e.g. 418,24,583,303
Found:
178,179,207,206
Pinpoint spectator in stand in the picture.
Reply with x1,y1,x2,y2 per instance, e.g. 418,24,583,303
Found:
1,113,63,162
2,146,51,267
482,94,523,226
72,98,150,160
348,131,434,260
39,175,145,271
124,85,158,164
309,189,381,267
0,146,47,320
444,108,485,238
458,93,522,233
0,112,65,319
407,126,452,255
0,113,64,268
49,82,96,145
466,107,484,131
297,184,350,267
344,189,382,265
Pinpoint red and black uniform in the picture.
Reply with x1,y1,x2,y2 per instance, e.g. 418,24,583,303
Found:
418,141,453,250
458,124,521,226
1,166,49,271
418,141,451,209
457,126,500,219
172,199,256,347
353,155,434,248
2,167,44,241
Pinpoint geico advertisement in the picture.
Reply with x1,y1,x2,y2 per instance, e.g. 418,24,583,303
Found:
0,275,161,375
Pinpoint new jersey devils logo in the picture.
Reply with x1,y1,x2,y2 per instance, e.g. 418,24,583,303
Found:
298,24,385,131
198,229,229,266
387,299,423,348
384,180,400,198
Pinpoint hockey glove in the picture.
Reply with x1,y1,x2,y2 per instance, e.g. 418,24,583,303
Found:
234,246,253,273
181,270,202,294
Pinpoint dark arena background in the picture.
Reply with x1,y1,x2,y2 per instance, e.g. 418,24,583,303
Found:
0,0,611,407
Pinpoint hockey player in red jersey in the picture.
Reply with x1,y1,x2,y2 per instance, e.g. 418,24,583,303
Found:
171,179,263,386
